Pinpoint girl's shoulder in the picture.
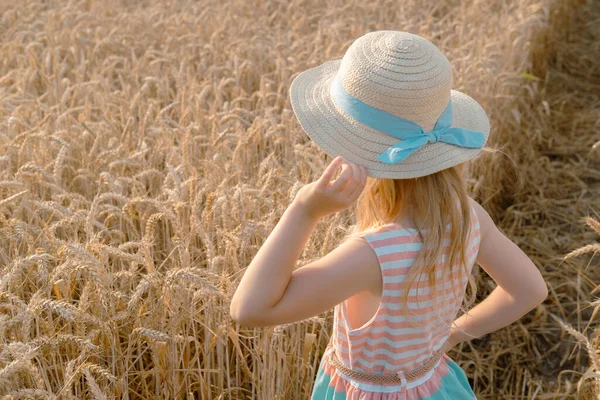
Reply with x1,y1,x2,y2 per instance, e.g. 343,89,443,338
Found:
467,196,494,237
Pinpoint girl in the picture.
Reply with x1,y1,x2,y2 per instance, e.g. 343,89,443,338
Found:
230,31,547,399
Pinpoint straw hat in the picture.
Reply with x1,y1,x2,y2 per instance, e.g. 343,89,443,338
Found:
289,31,490,179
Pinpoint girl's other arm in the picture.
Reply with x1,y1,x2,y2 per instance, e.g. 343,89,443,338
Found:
449,199,548,346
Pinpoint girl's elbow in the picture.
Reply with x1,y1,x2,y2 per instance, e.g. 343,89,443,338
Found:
231,314,255,326
538,282,549,303
229,301,251,325
230,306,269,327
524,268,548,306
233,316,270,328
530,281,548,306
230,309,254,326
230,306,242,324
230,304,252,325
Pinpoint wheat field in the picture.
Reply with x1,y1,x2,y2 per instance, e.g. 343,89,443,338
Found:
0,0,599,399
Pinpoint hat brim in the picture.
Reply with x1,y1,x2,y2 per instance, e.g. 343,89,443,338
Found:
289,59,490,179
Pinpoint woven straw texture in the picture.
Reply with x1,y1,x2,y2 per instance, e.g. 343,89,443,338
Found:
289,31,491,179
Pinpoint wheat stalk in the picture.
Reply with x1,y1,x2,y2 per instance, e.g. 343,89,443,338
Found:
0,0,597,398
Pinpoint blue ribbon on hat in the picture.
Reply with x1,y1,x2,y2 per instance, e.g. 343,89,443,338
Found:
329,76,486,164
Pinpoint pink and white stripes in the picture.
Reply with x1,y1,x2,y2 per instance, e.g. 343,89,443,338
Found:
329,207,481,392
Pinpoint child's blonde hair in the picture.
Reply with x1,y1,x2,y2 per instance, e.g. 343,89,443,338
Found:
347,164,477,325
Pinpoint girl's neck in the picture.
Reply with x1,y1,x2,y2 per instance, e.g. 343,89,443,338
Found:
391,204,417,229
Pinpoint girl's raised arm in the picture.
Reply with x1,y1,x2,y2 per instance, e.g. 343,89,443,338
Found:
229,157,381,327
449,199,548,346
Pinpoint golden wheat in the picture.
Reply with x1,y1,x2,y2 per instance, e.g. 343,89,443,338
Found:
0,0,598,398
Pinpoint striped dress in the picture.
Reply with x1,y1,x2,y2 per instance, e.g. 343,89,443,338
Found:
311,207,481,400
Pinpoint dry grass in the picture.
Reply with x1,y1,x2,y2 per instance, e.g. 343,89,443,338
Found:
0,0,599,398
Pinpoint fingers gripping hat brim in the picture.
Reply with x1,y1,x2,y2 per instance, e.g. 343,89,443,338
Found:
289,59,491,179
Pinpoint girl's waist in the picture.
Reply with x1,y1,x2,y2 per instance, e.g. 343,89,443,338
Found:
324,339,452,382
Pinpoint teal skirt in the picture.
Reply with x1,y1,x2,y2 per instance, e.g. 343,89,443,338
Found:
311,355,476,400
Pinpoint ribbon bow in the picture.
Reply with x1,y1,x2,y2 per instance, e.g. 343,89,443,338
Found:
329,76,486,164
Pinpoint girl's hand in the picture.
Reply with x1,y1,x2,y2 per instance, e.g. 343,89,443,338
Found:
292,156,368,220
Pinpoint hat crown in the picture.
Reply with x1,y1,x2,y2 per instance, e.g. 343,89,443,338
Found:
336,31,453,132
